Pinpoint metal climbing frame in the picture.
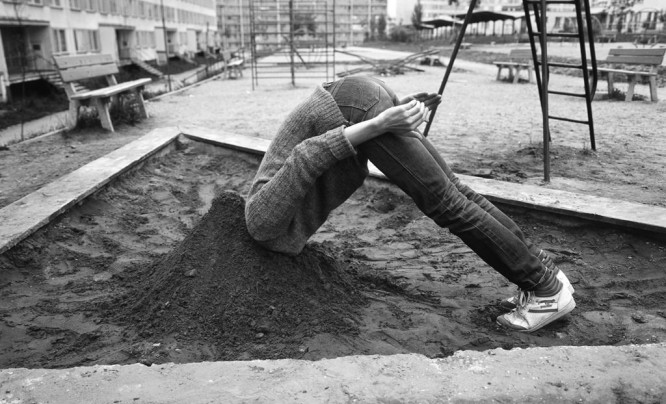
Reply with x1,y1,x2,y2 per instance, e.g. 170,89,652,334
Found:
523,0,599,182
248,0,336,89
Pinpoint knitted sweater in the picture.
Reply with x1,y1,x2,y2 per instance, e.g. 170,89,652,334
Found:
245,85,369,255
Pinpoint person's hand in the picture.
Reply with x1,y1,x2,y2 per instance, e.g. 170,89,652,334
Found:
399,92,441,110
375,99,428,136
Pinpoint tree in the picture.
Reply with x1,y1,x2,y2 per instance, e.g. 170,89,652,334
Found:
411,0,423,29
377,14,387,40
369,15,376,40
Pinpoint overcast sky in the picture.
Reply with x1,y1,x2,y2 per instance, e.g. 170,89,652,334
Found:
387,0,396,18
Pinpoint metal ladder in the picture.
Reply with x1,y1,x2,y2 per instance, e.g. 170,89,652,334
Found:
522,0,599,181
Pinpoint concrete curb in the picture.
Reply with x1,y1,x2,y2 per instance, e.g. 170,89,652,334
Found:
0,111,70,147
2,344,664,403
184,127,666,236
2,126,666,256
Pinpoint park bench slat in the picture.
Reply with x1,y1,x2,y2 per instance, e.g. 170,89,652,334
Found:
608,48,666,57
605,55,665,65
57,62,119,82
70,78,152,100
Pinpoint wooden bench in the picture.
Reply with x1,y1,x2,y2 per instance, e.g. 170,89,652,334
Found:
591,48,666,102
633,31,661,47
54,54,152,131
222,50,244,79
596,30,617,43
493,49,537,84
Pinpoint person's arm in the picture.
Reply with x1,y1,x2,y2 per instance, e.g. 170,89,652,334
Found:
246,125,354,241
343,99,431,146
246,96,436,242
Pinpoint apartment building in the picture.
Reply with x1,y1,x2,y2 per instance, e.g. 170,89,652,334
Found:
0,0,218,101
217,0,389,51
391,0,664,33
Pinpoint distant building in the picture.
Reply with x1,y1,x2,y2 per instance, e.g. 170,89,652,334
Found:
389,0,664,36
0,0,218,102
216,0,389,52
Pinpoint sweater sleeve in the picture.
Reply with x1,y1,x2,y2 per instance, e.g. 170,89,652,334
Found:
245,124,356,241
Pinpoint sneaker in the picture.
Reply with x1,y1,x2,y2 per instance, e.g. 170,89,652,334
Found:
500,270,575,310
496,287,575,333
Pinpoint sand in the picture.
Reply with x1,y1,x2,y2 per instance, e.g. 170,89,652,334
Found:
0,45,665,368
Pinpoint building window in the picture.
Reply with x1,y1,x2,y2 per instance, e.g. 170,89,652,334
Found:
74,29,100,53
85,0,96,11
51,0,62,7
99,0,109,13
70,0,81,10
135,31,157,48
52,28,67,53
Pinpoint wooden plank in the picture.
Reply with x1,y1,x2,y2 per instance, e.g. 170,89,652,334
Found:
54,54,115,68
0,127,181,256
508,49,532,59
69,78,152,100
59,63,119,82
596,67,656,76
608,48,666,57
4,127,666,258
605,55,665,66
181,128,666,236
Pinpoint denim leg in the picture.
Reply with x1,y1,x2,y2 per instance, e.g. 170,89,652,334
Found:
327,76,545,289
360,134,546,289
417,137,538,254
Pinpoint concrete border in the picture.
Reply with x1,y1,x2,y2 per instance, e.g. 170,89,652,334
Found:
2,127,666,402
184,127,666,236
1,344,665,403
0,127,181,255
2,125,666,256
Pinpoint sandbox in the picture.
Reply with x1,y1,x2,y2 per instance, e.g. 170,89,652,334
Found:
1,127,665,402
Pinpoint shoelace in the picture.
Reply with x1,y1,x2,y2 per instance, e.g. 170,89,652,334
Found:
517,290,528,308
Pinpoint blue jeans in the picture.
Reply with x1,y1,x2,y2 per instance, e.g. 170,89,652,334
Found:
324,76,546,290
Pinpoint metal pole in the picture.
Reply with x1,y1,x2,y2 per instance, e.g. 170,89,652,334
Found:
367,0,371,40
289,0,295,86
277,0,281,39
540,0,550,182
349,0,353,46
160,0,171,92
422,0,477,138
239,0,245,50
326,0,337,80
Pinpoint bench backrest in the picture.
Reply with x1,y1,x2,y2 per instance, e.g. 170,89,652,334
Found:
54,54,119,84
605,48,666,67
509,49,538,61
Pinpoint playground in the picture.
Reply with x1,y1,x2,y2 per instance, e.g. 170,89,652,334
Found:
1,42,666,402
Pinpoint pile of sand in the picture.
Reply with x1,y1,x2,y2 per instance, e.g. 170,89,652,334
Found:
113,191,369,361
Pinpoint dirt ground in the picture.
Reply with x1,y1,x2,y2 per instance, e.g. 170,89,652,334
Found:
1,45,666,368
1,140,665,369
